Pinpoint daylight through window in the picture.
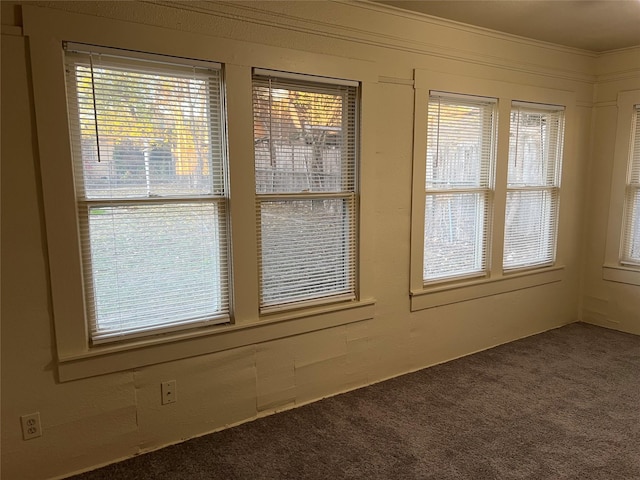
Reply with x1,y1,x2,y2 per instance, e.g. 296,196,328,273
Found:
504,102,564,270
64,45,230,343
621,105,640,265
252,71,359,311
423,92,497,282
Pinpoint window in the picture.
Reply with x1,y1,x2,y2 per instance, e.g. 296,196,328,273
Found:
252,70,359,312
504,102,564,270
621,105,640,265
411,70,572,310
602,91,640,286
64,44,230,343
26,7,375,380
424,92,497,282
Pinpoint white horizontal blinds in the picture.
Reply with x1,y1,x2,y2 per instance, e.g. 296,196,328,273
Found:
65,50,226,198
253,75,356,194
504,102,564,271
621,105,640,265
64,46,230,344
253,72,358,311
424,92,497,282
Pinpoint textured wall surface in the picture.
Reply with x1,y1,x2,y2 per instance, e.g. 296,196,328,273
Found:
1,2,638,479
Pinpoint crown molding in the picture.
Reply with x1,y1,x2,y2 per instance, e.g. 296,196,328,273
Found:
592,100,618,109
1,24,23,36
596,69,640,85
378,76,414,86
146,0,596,85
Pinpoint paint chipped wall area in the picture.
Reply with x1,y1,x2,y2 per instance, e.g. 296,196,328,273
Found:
1,1,639,479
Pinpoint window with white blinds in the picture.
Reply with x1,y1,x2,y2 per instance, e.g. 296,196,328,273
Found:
64,44,230,344
504,102,564,271
621,105,640,265
424,92,497,282
252,70,358,312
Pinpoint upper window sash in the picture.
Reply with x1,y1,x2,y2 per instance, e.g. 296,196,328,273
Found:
64,45,227,200
252,71,358,196
507,103,565,189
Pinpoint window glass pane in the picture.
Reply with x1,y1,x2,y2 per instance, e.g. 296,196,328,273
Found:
508,108,562,187
503,190,556,269
424,192,488,281
259,198,355,308
253,80,356,194
70,60,224,199
623,188,640,264
84,203,228,341
628,108,640,186
426,96,495,189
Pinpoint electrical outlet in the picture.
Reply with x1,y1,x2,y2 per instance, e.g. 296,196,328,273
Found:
161,380,177,405
21,412,42,440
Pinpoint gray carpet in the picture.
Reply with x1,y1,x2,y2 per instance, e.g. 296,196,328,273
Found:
69,322,640,479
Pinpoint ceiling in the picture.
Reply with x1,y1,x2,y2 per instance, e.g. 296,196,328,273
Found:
375,1,640,52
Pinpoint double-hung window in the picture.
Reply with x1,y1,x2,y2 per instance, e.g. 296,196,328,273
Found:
412,69,571,310
504,102,565,270
423,92,497,282
26,6,375,380
252,70,359,312
64,44,230,344
621,105,640,265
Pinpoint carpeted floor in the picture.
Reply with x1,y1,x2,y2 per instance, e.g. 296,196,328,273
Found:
69,322,640,479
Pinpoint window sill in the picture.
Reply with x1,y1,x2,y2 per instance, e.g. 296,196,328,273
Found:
602,264,640,286
57,298,376,382
410,266,564,312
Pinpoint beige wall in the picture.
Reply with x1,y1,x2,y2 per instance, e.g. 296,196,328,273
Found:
580,48,640,334
0,2,636,479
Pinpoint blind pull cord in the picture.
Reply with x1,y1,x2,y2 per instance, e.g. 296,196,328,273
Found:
89,54,102,163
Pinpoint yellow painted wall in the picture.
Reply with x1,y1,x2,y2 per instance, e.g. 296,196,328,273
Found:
1,2,637,479
580,48,640,334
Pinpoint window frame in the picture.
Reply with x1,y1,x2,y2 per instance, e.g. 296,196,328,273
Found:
251,69,360,313
503,101,565,272
620,105,640,266
63,44,233,345
410,69,574,311
603,90,640,286
24,5,376,381
422,92,498,283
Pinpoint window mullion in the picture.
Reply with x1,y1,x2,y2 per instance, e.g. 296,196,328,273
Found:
225,64,260,324
491,98,512,275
